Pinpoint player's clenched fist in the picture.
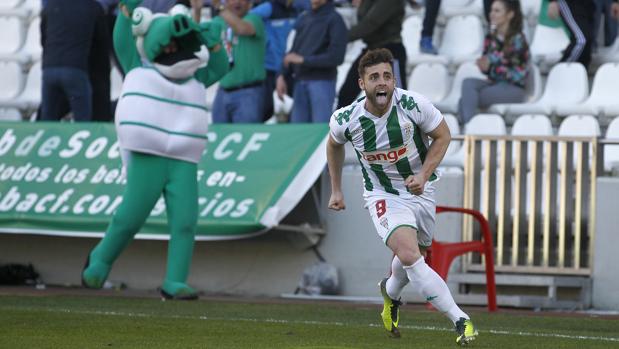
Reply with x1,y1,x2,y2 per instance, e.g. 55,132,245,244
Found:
405,174,426,196
328,191,346,211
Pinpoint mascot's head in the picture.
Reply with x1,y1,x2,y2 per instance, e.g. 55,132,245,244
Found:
131,5,210,79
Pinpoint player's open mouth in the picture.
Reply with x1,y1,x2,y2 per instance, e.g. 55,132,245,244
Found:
376,91,388,104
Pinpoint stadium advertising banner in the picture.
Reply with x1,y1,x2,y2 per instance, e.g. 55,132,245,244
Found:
0,122,328,240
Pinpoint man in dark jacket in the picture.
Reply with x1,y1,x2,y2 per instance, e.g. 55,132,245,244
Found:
40,0,107,121
336,0,407,108
275,0,347,123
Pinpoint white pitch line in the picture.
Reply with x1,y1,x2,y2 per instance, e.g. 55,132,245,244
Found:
3,306,619,343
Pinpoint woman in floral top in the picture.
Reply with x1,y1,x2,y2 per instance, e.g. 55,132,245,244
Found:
458,0,530,124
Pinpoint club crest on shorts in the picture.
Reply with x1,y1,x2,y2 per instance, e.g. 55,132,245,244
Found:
380,217,389,230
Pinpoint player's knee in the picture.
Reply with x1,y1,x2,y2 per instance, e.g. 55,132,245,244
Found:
398,249,423,266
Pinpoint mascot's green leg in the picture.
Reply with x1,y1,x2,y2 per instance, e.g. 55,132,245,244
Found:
159,159,199,300
82,153,167,288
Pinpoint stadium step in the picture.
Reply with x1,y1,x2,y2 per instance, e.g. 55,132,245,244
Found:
448,273,592,310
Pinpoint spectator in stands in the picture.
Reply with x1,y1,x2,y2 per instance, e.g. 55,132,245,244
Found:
211,0,267,123
251,0,308,121
275,0,347,123
90,0,115,121
457,0,530,124
593,0,619,50
546,0,596,69
418,0,493,55
40,0,108,122
336,0,407,109
419,0,439,54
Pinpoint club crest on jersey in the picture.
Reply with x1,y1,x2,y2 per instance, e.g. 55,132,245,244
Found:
362,144,410,164
404,123,414,138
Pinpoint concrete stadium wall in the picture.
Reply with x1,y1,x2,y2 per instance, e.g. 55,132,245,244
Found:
592,177,619,310
0,168,463,299
1,171,618,310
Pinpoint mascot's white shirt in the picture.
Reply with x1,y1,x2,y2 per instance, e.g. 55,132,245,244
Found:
115,66,208,164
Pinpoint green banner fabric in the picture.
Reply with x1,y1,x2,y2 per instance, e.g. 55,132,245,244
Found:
0,122,328,240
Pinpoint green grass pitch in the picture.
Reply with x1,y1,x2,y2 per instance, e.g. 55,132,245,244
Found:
0,291,618,348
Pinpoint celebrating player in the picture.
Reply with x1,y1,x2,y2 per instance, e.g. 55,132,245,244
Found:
326,48,478,346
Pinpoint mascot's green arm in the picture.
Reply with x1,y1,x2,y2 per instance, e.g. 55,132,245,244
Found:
113,4,143,74
194,48,228,87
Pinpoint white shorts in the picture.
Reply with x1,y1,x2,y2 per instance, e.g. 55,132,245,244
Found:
366,191,436,247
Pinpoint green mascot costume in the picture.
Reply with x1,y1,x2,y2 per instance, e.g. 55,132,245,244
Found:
81,0,228,300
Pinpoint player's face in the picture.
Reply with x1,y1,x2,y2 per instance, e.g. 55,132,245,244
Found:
359,62,395,115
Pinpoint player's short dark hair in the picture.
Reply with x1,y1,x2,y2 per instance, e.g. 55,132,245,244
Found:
357,48,394,79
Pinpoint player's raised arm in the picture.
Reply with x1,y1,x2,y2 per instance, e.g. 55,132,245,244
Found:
423,118,451,174
326,135,346,211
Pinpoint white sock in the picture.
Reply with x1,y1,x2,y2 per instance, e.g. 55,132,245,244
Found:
386,256,409,300
403,257,469,324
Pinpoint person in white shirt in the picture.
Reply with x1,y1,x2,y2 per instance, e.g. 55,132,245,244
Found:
326,48,478,346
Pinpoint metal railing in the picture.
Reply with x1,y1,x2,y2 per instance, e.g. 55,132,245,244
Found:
462,135,600,275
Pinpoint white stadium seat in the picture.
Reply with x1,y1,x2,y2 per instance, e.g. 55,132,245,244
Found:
521,0,542,19
336,61,351,94
511,114,554,168
439,15,484,65
410,15,484,68
442,113,462,157
592,36,619,67
110,65,124,101
18,60,41,109
442,113,506,167
335,6,357,29
0,107,22,121
557,115,600,169
345,40,365,63
407,62,449,104
1,16,42,64
505,62,588,116
511,114,553,137
20,16,41,62
555,63,619,117
0,16,25,55
0,61,23,100
604,116,619,172
440,0,484,18
401,15,423,71
557,115,600,138
434,61,485,114
530,24,570,72
465,113,507,135
0,61,40,111
0,0,24,10
22,0,42,14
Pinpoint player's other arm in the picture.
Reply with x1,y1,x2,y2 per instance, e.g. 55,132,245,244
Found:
327,135,346,211
405,119,451,195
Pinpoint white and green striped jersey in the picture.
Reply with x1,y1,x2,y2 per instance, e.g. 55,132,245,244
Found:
329,87,443,199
